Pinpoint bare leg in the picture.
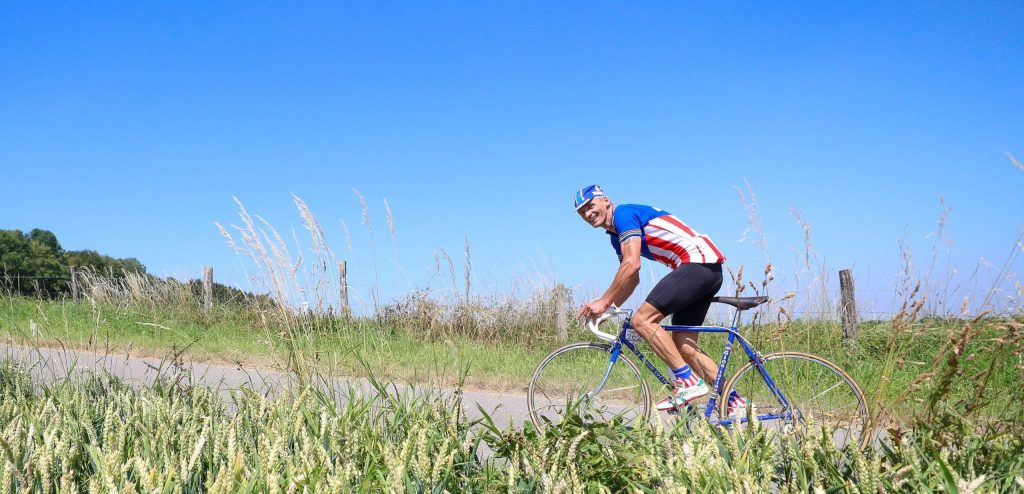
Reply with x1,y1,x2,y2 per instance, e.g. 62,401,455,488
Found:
631,303,686,370
672,331,719,383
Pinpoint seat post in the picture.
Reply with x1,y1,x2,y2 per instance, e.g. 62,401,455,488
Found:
731,308,742,329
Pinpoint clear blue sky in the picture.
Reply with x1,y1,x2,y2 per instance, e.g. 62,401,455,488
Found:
2,2,1022,315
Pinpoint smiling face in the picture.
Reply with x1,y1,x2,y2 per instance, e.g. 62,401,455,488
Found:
577,196,614,230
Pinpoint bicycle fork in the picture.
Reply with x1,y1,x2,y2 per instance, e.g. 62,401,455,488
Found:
586,343,624,401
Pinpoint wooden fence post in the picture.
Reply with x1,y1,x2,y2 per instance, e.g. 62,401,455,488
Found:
203,267,213,313
70,266,79,302
339,261,350,318
839,269,858,344
555,285,568,342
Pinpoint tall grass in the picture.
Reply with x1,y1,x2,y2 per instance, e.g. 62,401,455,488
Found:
211,195,576,376
2,174,1023,489
5,187,1021,413
0,359,1021,493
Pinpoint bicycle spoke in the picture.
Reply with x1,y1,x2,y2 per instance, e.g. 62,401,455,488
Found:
599,384,641,394
722,353,868,448
537,386,554,404
528,343,649,432
804,381,844,405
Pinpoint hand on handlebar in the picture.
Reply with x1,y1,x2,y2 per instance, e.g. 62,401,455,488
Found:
578,301,622,342
576,298,612,322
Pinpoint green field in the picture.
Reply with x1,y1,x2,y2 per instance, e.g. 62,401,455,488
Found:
2,296,1020,420
1,352,1022,492
2,292,1023,491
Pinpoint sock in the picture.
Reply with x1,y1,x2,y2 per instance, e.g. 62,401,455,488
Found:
672,365,693,381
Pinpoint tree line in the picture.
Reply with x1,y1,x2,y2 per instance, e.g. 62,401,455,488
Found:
0,228,146,295
0,228,265,305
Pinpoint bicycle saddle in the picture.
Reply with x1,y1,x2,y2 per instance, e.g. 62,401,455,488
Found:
712,296,769,310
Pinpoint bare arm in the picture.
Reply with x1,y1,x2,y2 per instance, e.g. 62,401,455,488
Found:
577,238,642,319
603,238,641,306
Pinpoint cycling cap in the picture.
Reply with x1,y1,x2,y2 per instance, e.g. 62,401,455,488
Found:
573,184,605,211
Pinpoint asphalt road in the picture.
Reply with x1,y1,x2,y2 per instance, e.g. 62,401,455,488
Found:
2,343,875,450
1,344,535,429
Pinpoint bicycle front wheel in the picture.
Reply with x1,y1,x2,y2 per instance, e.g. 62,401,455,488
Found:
528,342,651,432
721,352,869,449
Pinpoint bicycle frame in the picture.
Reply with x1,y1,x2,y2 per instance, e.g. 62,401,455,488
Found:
592,311,796,426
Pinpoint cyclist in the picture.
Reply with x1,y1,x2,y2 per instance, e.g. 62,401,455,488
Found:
573,184,750,416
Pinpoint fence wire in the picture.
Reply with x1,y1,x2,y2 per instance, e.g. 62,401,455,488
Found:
1,273,1019,320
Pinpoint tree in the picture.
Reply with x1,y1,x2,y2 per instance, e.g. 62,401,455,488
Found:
1,228,147,296
0,229,31,274
28,229,62,254
0,229,64,294
65,250,147,275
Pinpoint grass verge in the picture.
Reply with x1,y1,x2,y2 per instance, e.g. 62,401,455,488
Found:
2,296,1020,419
1,358,1022,492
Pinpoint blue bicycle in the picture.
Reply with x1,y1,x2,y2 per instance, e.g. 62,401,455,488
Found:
528,296,869,448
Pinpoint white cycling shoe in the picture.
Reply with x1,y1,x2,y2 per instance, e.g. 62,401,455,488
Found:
655,376,709,412
726,396,758,423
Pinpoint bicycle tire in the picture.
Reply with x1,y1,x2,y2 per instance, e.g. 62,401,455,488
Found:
720,351,870,449
527,342,651,432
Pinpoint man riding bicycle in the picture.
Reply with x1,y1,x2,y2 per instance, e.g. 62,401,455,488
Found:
574,184,750,416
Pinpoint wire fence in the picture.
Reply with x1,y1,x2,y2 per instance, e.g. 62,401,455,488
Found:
1,275,77,294
4,271,1020,325
0,271,201,300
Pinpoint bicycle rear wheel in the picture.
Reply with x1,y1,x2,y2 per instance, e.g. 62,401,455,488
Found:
528,342,651,432
720,352,869,449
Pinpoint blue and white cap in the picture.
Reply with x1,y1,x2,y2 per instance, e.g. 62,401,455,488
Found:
573,184,605,211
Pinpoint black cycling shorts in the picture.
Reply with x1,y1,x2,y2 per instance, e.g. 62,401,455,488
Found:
645,263,723,326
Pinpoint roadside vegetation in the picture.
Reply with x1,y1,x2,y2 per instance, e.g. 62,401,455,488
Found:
1,291,1020,417
2,177,1023,490
0,343,1021,492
